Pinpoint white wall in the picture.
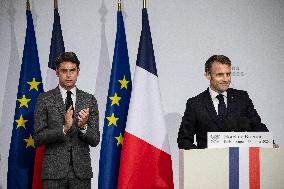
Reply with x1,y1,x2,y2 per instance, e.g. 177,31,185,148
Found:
1,0,284,188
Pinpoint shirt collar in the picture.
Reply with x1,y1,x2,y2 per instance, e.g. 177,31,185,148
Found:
58,85,77,96
209,86,227,99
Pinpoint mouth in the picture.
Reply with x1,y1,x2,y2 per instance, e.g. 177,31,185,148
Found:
220,83,229,87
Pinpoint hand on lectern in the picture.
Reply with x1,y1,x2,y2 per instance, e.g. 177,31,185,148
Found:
273,144,279,148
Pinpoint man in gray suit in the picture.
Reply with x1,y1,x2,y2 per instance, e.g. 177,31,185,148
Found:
34,52,100,189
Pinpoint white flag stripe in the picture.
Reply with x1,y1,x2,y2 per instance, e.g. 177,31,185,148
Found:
126,66,170,154
239,148,249,189
45,68,58,91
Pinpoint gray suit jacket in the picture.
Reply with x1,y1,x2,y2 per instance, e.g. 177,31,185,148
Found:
34,86,100,179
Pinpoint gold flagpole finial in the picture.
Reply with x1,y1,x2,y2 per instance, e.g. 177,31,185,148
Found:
26,0,30,10
54,0,58,9
143,0,146,8
118,0,122,11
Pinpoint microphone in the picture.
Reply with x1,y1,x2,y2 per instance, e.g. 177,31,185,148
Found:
237,117,251,132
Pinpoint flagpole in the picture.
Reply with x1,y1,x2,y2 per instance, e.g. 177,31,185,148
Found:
54,0,58,9
26,0,30,10
143,0,146,8
118,0,122,11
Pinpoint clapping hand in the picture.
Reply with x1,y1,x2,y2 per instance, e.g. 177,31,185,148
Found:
78,108,89,129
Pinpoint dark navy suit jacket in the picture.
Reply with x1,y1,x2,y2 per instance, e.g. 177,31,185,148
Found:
177,88,268,149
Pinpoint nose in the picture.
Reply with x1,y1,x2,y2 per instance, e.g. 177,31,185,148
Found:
66,71,71,77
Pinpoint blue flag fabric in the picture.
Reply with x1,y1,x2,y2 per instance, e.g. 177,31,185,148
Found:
137,8,158,76
48,8,65,70
7,9,44,189
98,10,132,189
45,7,65,91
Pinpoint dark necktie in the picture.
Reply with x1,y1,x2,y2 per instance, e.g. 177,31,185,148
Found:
216,94,226,116
66,91,74,111
216,94,226,128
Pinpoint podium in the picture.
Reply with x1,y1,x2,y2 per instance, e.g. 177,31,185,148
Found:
179,148,284,189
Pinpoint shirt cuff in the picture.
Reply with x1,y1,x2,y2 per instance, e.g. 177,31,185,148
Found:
79,124,88,134
63,125,67,135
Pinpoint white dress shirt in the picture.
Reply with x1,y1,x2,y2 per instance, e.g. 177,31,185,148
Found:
58,85,87,134
59,85,77,109
208,86,227,115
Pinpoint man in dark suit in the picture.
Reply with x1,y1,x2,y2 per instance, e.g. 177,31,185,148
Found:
34,52,100,188
177,55,270,150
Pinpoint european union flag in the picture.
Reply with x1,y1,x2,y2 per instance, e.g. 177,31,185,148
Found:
98,10,132,189
7,6,44,189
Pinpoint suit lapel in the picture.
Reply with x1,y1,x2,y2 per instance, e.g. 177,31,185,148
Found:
204,89,218,125
74,88,84,119
226,89,237,117
53,86,65,117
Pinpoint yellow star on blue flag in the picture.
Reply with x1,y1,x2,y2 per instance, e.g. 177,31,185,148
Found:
115,133,123,146
27,77,41,91
24,135,35,148
109,93,121,106
17,95,31,108
118,75,130,89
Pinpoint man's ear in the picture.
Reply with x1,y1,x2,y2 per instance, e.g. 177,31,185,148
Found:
205,71,211,80
56,69,59,77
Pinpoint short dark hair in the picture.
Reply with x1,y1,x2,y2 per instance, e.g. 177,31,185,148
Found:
55,52,80,69
205,55,231,73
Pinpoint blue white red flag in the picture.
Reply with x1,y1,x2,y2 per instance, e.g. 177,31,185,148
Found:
117,8,174,189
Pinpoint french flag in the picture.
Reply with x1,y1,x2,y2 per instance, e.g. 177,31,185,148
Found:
117,8,174,189
32,4,64,189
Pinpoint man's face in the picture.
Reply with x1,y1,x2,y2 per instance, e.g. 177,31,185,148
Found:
206,61,231,93
56,61,79,90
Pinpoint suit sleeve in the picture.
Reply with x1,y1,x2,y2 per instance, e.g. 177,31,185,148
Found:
78,95,100,147
177,99,198,149
244,92,269,132
34,94,66,146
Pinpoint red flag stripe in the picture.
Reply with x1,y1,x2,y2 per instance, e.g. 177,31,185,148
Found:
32,146,44,189
249,147,260,189
118,132,174,189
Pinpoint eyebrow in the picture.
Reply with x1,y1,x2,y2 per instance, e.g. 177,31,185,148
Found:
59,68,77,71
214,72,231,75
